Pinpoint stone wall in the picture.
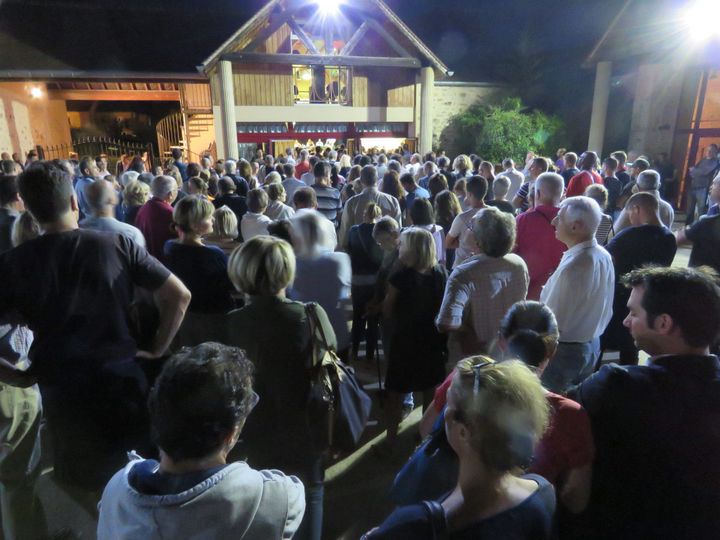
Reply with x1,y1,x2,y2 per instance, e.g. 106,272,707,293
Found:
432,81,506,151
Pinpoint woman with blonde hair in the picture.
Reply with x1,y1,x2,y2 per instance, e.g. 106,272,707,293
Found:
452,154,472,183
204,205,240,255
187,176,210,199
367,357,554,539
224,236,336,540
122,180,150,226
265,182,295,221
163,195,234,314
382,227,448,447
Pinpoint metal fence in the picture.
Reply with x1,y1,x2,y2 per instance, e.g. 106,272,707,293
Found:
44,137,155,169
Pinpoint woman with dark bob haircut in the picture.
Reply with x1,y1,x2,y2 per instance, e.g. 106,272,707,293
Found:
98,343,305,539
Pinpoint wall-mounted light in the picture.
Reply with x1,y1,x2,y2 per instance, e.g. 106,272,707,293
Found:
316,0,341,17
683,0,720,43
29,86,43,99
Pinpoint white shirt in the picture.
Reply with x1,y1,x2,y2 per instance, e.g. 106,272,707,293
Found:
79,216,146,248
497,168,525,201
295,208,337,251
282,178,306,208
241,212,273,241
338,187,402,248
448,207,481,268
300,172,315,186
540,239,614,342
265,200,295,221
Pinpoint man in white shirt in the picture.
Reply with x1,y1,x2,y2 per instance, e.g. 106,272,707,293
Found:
240,188,273,241
446,176,487,268
496,158,524,201
80,179,146,247
339,165,402,248
293,187,337,251
540,195,615,393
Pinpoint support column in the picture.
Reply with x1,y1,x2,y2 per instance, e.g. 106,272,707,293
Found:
419,66,434,155
588,61,612,155
218,60,238,160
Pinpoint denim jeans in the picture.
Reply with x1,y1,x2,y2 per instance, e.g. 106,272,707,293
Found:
686,186,709,225
292,455,325,540
541,338,601,394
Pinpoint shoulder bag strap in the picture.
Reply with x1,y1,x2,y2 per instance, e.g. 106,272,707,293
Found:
421,500,448,540
305,302,335,353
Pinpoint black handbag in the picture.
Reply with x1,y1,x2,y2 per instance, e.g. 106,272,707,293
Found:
305,302,372,453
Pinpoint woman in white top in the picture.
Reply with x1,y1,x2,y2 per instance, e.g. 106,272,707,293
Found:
264,183,295,221
241,188,273,241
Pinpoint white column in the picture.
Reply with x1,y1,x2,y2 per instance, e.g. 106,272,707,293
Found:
587,61,612,155
218,60,238,160
419,66,434,155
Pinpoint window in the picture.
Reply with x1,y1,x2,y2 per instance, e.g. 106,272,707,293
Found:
293,65,351,105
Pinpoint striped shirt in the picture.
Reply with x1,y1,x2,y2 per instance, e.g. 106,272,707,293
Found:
311,184,342,224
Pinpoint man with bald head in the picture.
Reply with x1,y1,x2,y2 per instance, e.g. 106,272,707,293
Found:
565,151,603,198
80,180,146,247
601,192,676,364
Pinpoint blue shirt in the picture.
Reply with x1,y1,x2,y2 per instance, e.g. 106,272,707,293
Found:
405,186,430,211
74,176,96,220
174,160,188,182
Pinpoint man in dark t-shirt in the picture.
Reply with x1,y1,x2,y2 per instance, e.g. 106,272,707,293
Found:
0,162,191,492
679,212,720,274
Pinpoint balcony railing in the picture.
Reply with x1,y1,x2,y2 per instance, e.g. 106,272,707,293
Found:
293,65,351,106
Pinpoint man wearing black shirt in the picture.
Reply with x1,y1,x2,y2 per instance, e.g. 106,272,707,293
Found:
0,162,191,493
601,156,622,220
570,266,720,539
678,210,720,274
214,177,248,224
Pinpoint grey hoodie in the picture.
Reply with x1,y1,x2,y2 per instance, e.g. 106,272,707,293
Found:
97,458,305,540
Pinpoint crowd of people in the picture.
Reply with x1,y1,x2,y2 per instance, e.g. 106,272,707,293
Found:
0,140,718,540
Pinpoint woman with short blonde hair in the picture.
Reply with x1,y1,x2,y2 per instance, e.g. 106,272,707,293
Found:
224,235,336,539
265,182,295,221
204,206,240,255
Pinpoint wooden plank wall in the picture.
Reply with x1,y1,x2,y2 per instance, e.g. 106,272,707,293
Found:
353,68,416,108
233,64,293,106
262,23,291,54
180,83,212,112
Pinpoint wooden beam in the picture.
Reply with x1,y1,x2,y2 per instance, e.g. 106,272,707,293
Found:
47,89,181,101
366,19,413,59
243,11,291,53
340,22,369,56
222,52,420,69
287,16,319,55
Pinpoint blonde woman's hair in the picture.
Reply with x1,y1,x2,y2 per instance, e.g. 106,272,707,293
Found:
453,154,472,172
172,195,214,234
11,211,41,247
400,227,436,271
266,182,286,202
372,216,400,241
123,180,150,207
363,202,382,223
187,176,209,197
228,236,295,296
213,205,238,239
450,356,550,472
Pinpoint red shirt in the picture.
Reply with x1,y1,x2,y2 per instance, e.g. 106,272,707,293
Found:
134,197,177,261
433,373,594,486
566,170,602,198
294,160,311,179
515,205,566,300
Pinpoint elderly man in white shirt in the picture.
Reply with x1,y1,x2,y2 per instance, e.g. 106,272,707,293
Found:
540,195,614,393
339,165,402,248
613,169,674,234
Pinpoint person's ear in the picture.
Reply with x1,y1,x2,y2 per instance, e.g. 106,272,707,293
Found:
651,313,674,335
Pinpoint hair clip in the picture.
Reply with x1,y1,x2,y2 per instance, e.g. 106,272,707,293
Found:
472,359,494,396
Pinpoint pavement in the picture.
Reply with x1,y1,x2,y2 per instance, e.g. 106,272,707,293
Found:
33,217,694,539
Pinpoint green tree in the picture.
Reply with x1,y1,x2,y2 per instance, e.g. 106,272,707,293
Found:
440,97,566,163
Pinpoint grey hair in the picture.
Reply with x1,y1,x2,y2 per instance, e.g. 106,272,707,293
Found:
120,170,139,187
137,172,154,186
290,210,333,258
492,175,511,197
224,160,237,174
151,175,177,199
637,170,660,191
264,171,282,185
559,196,602,234
535,172,564,201
473,206,516,258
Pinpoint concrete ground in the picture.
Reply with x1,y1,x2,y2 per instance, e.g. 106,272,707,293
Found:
34,221,693,540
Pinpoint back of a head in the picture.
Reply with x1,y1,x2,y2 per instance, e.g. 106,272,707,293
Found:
1,160,17,175
149,343,255,462
532,157,550,174
450,357,550,472
218,177,235,195
492,176,511,198
266,182,285,202
151,175,177,200
213,205,238,238
361,165,378,187
229,236,296,296
507,330,550,369
502,158,514,170
637,170,660,191
535,172,564,203
399,172,415,188
120,170,140,187
137,172,154,186
372,215,399,241
626,191,659,215
364,202,382,223
621,266,720,349
18,161,74,224
283,163,295,178
400,227,436,271
85,179,116,214
603,156,618,171
293,186,317,209
11,211,41,247
224,160,237,174
500,300,559,346
313,161,330,180
584,184,608,210
123,180,150,207
186,162,201,178
0,175,19,206
247,188,269,213
79,156,95,175
564,152,578,166
633,158,650,172
473,206,515,258
611,150,627,165
171,148,183,160
290,210,329,257
409,198,434,226
264,171,282,185
466,175,489,201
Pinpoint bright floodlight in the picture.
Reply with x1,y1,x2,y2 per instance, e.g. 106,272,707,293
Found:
29,87,42,99
683,0,720,43
317,0,340,16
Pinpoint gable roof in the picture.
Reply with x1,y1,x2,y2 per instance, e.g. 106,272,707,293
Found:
585,0,720,67
200,0,449,76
